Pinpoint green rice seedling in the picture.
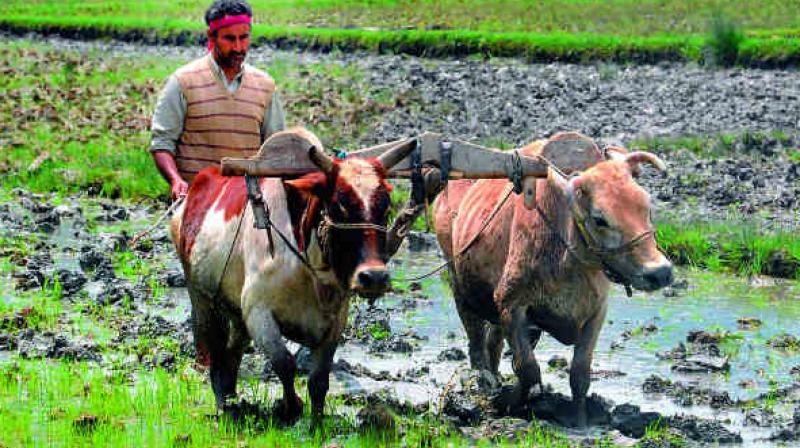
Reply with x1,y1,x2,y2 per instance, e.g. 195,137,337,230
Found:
705,9,745,66
655,219,800,279
640,417,684,446
2,6,800,66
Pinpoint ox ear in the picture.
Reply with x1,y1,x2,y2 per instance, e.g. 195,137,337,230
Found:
284,171,329,199
625,151,667,177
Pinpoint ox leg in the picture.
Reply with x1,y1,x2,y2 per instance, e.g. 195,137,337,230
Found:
486,324,504,377
454,298,492,374
499,307,542,414
245,305,303,423
570,307,606,428
308,340,338,424
189,295,241,410
216,314,249,411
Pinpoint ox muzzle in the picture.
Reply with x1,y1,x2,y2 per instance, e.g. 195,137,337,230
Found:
634,263,674,291
351,263,390,299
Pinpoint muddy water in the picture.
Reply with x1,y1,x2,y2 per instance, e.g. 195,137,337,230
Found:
25,206,795,444
147,241,800,444
348,246,800,445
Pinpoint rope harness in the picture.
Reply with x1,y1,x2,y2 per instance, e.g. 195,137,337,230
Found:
316,209,390,269
398,184,516,283
532,199,655,297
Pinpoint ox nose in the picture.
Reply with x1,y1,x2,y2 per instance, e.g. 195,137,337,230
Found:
356,269,390,291
643,265,673,289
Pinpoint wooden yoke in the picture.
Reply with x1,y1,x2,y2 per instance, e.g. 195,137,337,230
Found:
220,127,604,258
220,131,550,182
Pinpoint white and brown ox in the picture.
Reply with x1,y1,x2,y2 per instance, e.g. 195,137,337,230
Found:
433,139,673,426
170,129,414,422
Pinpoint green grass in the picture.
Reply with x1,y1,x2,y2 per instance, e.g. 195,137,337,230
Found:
639,419,683,447
2,0,800,37
2,1,800,65
0,278,63,333
0,39,398,201
705,9,745,66
630,130,796,157
0,14,703,63
0,41,171,199
656,220,800,278
0,357,586,447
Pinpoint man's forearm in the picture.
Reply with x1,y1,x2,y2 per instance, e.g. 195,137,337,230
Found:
152,150,182,184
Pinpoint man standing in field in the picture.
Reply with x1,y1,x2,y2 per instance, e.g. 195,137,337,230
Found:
150,0,285,199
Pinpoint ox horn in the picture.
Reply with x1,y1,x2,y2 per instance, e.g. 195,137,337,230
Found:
604,145,628,160
378,138,417,170
625,151,667,173
308,144,334,174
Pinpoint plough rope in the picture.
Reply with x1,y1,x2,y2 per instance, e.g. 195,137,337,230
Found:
128,196,185,249
395,184,515,284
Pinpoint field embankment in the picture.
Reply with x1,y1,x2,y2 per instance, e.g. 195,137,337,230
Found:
2,0,800,66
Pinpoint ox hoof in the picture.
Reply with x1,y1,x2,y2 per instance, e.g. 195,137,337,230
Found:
310,412,326,431
220,399,266,424
493,386,527,417
272,396,304,424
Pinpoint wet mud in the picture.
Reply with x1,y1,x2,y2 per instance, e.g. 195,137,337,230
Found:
3,188,800,445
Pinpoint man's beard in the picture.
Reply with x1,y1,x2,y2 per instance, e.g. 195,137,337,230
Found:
216,49,246,70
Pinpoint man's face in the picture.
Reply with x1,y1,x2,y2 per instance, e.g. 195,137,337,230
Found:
209,22,251,70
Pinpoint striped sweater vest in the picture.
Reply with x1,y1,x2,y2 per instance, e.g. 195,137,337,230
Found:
175,54,275,182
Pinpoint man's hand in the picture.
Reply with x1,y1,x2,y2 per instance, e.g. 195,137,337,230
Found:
152,150,188,200
171,179,189,200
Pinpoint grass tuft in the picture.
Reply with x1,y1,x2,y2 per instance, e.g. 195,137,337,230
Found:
656,220,800,278
705,10,745,66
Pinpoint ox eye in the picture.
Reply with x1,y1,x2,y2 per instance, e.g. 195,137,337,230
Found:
593,216,609,228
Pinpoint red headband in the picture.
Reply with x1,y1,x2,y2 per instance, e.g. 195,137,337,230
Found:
207,14,252,50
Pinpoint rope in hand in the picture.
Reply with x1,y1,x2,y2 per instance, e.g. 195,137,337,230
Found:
128,196,185,249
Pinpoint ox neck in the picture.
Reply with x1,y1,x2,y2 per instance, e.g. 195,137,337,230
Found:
566,219,604,270
535,183,604,278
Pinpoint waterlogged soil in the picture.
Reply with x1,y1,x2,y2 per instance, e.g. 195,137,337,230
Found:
2,35,800,229
2,190,800,446
2,35,800,445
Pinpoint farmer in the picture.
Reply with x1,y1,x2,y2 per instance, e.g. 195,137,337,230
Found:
150,0,285,199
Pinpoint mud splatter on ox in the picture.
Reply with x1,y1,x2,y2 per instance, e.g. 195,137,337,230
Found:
433,146,673,427
169,132,412,422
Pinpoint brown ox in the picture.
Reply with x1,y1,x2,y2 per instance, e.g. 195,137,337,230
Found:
433,141,673,425
170,128,413,422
